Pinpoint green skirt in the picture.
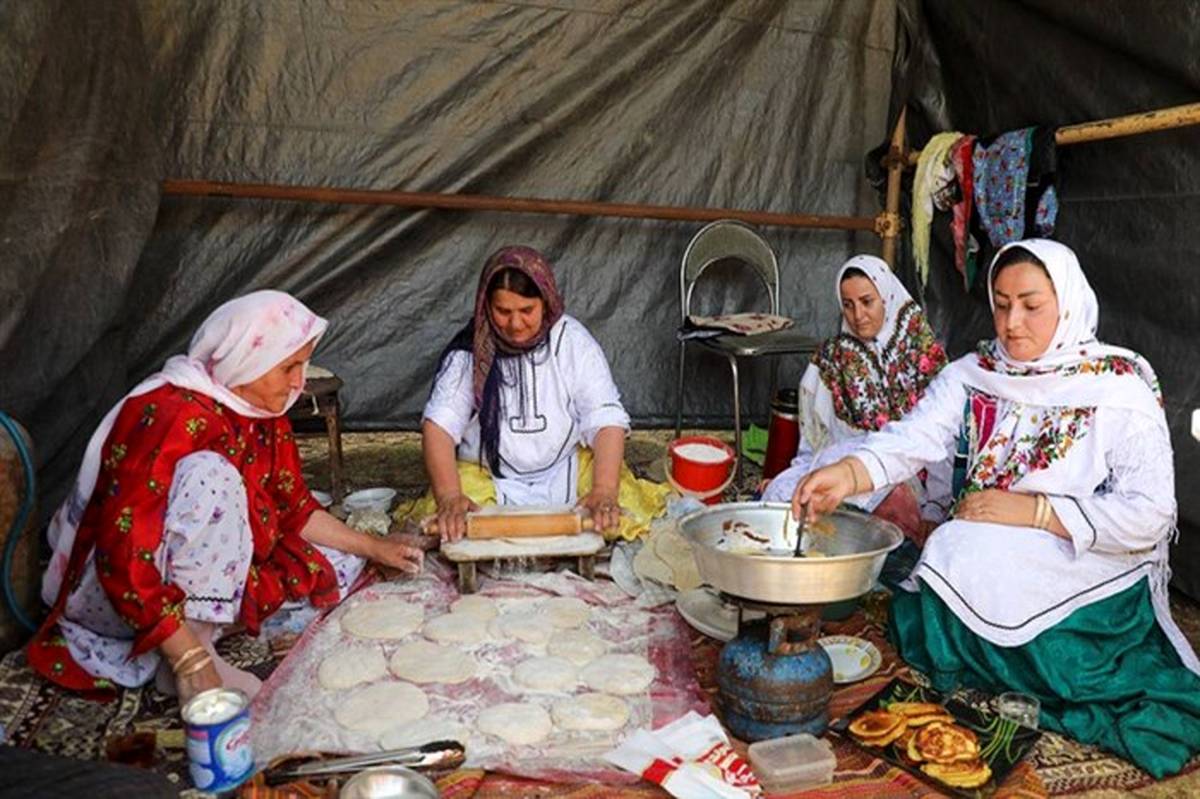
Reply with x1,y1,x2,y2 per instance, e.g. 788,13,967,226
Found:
890,580,1200,778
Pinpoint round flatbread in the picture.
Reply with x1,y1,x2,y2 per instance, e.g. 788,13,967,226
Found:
389,640,477,684
378,717,470,750
334,682,428,734
450,595,499,620
341,599,423,640
423,612,489,645
477,702,553,745
579,654,655,696
538,597,591,629
489,612,552,645
317,646,387,690
512,656,578,691
547,628,609,666
551,693,630,731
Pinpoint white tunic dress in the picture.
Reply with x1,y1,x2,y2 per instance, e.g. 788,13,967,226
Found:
854,358,1198,674
424,315,630,506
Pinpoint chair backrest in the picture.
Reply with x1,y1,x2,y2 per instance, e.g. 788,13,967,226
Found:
679,219,780,321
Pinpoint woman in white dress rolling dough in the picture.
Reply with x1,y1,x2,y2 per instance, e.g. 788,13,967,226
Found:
416,246,668,541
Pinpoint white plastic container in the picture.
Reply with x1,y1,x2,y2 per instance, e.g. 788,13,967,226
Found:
747,733,836,795
342,487,397,514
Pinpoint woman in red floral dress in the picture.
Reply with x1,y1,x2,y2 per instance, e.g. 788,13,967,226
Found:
29,291,422,703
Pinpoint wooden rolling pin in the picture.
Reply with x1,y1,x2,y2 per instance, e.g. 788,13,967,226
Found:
424,511,596,539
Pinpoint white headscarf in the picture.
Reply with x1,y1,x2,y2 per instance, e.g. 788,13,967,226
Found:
43,291,327,603
834,254,916,348
961,239,1163,421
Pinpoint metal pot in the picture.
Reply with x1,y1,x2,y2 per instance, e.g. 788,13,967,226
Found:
679,502,903,604
339,766,440,799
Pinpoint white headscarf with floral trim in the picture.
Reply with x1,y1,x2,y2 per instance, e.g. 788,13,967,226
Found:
961,239,1163,421
808,255,947,434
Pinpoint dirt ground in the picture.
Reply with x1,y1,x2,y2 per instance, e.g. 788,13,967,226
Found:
296,429,1200,653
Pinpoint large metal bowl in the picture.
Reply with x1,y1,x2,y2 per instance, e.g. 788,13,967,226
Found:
679,502,903,605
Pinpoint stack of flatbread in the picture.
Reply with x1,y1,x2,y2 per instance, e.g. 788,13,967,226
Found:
632,521,702,592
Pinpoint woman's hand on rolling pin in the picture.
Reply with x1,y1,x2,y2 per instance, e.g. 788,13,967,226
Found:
792,460,856,521
434,493,479,542
577,488,621,534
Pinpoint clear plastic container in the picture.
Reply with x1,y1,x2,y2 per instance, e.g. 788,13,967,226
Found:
747,733,837,795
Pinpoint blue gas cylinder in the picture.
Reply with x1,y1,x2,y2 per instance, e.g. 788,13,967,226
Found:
716,612,833,742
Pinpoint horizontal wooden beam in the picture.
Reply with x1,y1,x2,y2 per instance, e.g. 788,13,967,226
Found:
161,179,879,233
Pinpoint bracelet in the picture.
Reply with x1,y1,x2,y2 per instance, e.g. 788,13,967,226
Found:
170,646,207,673
844,460,860,495
1034,494,1053,530
176,655,214,679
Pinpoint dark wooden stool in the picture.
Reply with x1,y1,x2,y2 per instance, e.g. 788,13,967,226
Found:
290,366,345,502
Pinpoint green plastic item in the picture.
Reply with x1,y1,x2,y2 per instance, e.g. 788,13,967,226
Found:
741,423,768,465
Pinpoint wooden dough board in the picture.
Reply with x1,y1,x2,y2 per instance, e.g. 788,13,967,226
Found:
441,533,605,593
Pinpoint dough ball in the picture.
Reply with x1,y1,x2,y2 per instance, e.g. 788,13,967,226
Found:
538,597,591,629
423,612,489,645
317,646,387,690
378,717,470,750
389,640,477,684
512,656,578,692
489,612,552,645
450,595,499,620
477,702,553,745
580,654,655,696
551,693,630,731
547,628,609,666
341,599,423,640
334,682,428,734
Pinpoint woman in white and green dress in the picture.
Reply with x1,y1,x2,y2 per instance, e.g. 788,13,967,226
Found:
794,239,1200,777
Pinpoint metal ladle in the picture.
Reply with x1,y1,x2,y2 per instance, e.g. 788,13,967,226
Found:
793,502,809,557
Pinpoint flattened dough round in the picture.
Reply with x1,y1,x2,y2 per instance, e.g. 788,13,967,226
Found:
551,693,630,731
389,640,476,684
423,612,489,645
489,612,552,644
379,717,470,749
477,702,553,745
547,628,609,666
334,682,428,734
512,656,578,691
341,599,424,640
317,646,387,690
450,595,499,620
580,654,655,696
539,597,591,629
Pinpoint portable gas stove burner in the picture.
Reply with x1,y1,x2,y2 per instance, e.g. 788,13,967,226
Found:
719,592,823,635
715,592,834,742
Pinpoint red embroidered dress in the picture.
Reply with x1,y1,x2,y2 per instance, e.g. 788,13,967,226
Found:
28,384,339,693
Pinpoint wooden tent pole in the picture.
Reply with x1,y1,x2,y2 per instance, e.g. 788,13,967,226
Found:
904,101,1200,165
880,108,908,267
160,179,878,233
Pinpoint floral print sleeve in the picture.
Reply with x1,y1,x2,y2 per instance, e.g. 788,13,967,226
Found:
89,388,230,655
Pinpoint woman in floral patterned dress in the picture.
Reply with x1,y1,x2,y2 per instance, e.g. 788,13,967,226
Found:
29,291,423,703
762,255,950,541
794,240,1200,776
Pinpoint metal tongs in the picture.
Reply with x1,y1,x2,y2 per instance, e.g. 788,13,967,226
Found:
793,501,810,558
263,740,465,785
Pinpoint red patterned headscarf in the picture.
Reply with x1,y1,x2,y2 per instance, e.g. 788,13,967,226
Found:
470,246,565,408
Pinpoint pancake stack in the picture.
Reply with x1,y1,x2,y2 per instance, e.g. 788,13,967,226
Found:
848,701,992,789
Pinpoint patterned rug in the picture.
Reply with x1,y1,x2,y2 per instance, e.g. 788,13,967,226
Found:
0,594,1196,798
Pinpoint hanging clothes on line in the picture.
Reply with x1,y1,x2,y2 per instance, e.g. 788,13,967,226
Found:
911,131,963,288
972,127,1059,248
948,134,978,290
